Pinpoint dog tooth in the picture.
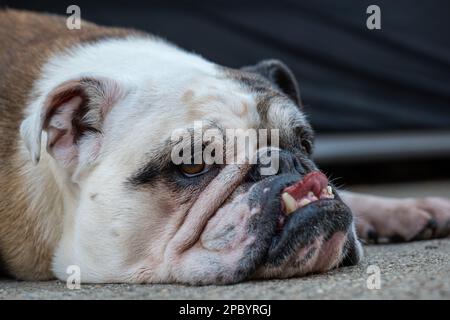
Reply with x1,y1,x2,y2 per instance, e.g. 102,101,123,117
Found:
299,198,311,207
282,192,297,215
327,186,333,195
307,191,318,201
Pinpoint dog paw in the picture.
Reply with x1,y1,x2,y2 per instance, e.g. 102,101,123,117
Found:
414,197,450,238
356,197,450,243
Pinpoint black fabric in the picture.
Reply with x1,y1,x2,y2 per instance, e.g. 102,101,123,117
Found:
2,0,450,133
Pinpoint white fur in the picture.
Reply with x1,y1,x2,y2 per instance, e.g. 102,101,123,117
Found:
21,37,216,162
20,36,263,282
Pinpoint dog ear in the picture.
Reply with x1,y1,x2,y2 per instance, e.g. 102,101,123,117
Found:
242,59,302,106
20,77,123,168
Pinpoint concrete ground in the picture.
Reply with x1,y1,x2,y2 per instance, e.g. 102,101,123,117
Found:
1,180,449,300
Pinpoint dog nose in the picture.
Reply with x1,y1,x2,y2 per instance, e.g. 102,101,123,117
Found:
278,150,305,175
248,149,312,181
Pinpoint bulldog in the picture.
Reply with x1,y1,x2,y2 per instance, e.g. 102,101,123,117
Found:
0,9,449,285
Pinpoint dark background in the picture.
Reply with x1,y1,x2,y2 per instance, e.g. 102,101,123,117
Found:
2,0,450,185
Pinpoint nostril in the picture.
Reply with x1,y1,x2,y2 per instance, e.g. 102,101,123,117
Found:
249,150,309,179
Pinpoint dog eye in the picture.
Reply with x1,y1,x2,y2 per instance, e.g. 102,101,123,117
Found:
179,163,208,177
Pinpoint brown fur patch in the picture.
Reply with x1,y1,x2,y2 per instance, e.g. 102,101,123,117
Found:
181,89,195,104
239,102,249,116
0,9,143,279
221,67,283,125
183,92,222,122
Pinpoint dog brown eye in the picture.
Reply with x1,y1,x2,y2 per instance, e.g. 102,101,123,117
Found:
179,163,207,176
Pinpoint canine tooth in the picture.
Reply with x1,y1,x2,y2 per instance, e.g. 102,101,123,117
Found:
282,192,297,215
299,198,311,207
327,186,333,195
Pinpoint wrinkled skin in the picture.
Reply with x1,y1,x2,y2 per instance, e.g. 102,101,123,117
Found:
162,164,361,285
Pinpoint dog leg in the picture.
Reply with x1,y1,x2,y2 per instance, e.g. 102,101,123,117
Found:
340,191,450,243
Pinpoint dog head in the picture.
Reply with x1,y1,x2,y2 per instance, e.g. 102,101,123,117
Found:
21,41,362,284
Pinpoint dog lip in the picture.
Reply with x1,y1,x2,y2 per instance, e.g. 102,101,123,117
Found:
276,197,337,233
283,172,328,198
279,171,335,219
265,198,352,267
234,174,350,281
276,199,334,234
284,198,338,218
